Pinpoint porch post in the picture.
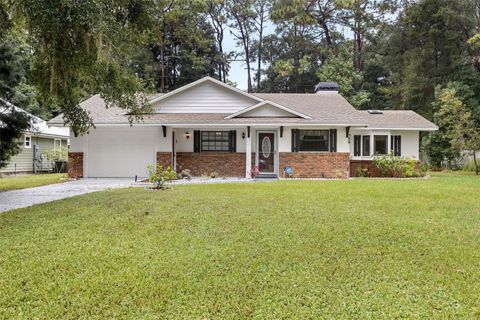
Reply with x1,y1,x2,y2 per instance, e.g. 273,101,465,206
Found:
387,132,392,155
245,126,251,178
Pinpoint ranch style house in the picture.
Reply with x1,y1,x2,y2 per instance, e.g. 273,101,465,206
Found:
49,77,438,179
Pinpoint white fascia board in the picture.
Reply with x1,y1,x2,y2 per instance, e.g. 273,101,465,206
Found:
225,100,312,119
149,77,264,105
354,127,438,131
91,123,368,127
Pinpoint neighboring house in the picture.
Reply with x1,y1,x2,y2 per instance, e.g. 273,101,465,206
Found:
0,101,69,174
48,77,437,179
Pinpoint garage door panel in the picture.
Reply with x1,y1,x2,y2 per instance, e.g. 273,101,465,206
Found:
88,144,155,178
86,128,157,178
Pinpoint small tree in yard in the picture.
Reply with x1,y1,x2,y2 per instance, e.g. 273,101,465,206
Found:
147,164,177,189
433,85,480,175
0,100,31,170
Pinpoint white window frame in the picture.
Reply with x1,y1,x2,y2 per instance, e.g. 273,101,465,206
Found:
350,130,392,159
24,135,32,149
54,138,62,151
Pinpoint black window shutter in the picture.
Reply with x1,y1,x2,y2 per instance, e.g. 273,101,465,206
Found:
390,136,394,153
329,129,337,152
394,135,401,156
229,130,236,152
291,129,299,152
354,135,361,156
193,130,200,152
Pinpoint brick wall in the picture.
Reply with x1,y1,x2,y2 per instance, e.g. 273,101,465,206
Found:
156,152,172,168
350,160,421,177
176,152,255,177
68,152,83,179
279,152,350,179
350,160,380,177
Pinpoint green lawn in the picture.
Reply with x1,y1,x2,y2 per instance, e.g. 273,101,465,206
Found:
0,173,67,191
1,174,479,318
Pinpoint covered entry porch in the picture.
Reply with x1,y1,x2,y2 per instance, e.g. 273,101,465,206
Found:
166,125,282,179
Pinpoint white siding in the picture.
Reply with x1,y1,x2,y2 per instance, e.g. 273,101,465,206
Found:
241,104,298,117
174,129,194,152
349,129,420,159
73,126,172,178
173,128,247,152
153,81,257,113
392,130,420,159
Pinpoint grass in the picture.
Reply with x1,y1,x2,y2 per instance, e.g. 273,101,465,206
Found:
0,173,479,318
0,173,67,191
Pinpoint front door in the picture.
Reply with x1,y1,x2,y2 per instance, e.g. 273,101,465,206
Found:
257,131,276,175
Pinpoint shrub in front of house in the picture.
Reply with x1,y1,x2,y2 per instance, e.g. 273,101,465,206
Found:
147,164,177,189
373,153,425,178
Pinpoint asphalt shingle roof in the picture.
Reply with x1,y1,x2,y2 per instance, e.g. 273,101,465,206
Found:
49,92,437,130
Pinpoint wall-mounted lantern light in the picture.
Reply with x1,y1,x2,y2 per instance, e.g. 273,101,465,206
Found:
242,132,246,140
185,131,190,139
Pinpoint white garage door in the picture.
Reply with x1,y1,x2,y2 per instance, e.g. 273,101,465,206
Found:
86,128,156,178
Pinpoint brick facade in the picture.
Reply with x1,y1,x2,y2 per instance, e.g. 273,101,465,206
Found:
156,152,172,168
350,160,380,177
279,152,350,179
68,152,83,179
350,160,421,177
160,151,353,179
175,152,255,177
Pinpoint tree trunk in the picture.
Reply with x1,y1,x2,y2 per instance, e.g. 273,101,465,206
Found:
256,20,263,90
236,16,252,93
474,151,479,175
245,48,252,93
160,43,165,93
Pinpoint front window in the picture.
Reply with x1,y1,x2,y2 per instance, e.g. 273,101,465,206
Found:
201,131,230,152
374,135,388,155
24,135,31,148
54,139,61,151
299,130,329,151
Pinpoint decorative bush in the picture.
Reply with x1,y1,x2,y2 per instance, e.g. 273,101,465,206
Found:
46,146,68,161
356,167,370,177
147,164,177,189
373,153,424,178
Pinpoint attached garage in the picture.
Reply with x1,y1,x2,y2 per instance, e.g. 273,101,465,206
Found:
85,127,157,178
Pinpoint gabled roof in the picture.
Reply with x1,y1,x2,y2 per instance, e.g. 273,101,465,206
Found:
48,76,437,131
149,76,263,105
225,100,312,119
1,98,69,138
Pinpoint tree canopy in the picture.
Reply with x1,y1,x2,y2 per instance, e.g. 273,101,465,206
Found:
0,0,479,169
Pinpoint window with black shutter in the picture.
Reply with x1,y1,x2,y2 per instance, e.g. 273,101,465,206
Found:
229,130,237,152
391,135,401,156
329,129,337,152
362,135,370,156
193,130,200,152
195,131,236,152
291,129,299,152
298,130,330,151
354,135,361,156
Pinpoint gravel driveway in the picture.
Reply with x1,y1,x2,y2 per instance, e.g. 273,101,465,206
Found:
0,178,138,212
